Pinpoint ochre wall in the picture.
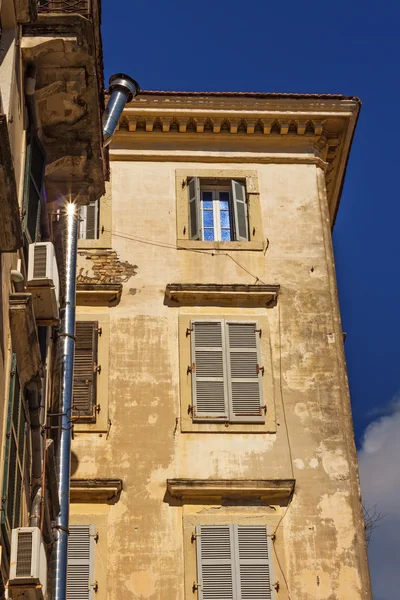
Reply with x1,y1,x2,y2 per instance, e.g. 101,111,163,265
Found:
71,159,369,599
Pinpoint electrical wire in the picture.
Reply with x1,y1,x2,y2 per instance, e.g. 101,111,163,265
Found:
103,228,267,284
277,299,295,482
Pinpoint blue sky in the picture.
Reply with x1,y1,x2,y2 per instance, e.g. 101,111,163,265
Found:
101,1,400,596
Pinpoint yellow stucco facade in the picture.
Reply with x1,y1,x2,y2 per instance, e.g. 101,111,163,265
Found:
70,92,371,599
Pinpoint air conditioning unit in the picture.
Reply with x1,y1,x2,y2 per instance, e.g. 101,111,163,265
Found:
26,242,60,322
9,527,47,599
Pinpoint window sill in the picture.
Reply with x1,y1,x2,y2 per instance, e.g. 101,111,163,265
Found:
78,237,111,250
76,283,122,307
180,416,276,434
177,239,264,251
70,479,122,503
167,478,295,502
166,283,280,307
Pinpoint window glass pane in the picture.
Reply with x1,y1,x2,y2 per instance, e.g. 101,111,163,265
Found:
220,211,231,229
220,200,229,210
202,200,213,210
219,192,229,202
203,211,214,227
204,229,215,241
202,191,213,201
221,229,232,241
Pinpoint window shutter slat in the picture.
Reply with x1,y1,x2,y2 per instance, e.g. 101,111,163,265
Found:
196,525,237,600
231,180,248,242
188,177,201,240
226,322,264,423
73,322,98,419
191,321,229,421
67,525,95,600
235,525,274,600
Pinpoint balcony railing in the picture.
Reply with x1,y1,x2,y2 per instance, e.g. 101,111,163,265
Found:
37,0,90,16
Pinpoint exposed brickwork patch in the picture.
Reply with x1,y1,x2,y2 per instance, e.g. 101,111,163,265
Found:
77,250,138,284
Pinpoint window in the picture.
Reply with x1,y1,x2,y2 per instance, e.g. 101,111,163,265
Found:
190,320,264,423
23,134,46,244
1,355,28,553
67,525,95,600
195,525,275,600
189,178,248,242
72,322,100,422
176,169,264,251
79,200,100,240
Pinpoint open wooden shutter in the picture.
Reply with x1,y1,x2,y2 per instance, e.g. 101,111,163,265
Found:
23,134,46,243
196,525,237,600
72,322,98,420
79,200,99,240
231,180,248,241
67,525,95,600
226,322,264,423
235,525,275,599
188,177,201,240
191,320,229,422
1,355,26,555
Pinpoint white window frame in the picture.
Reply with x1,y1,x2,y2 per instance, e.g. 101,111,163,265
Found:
200,185,232,242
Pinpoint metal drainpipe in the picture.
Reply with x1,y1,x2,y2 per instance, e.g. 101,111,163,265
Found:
50,204,79,600
102,73,139,146
51,73,139,600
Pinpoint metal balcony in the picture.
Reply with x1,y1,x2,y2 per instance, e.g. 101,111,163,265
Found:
37,0,90,17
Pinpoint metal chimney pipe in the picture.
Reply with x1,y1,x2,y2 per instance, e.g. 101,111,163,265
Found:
102,73,140,146
51,203,79,600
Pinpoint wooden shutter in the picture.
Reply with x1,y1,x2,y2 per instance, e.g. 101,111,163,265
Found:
191,320,229,421
23,134,46,243
79,201,99,240
73,322,98,420
196,525,237,600
1,355,26,554
235,525,275,599
226,322,264,423
188,177,201,239
67,525,95,600
231,180,248,241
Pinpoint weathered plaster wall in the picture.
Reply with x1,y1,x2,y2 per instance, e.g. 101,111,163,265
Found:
71,159,370,599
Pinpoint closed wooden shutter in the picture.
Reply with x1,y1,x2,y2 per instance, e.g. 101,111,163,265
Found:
226,322,264,423
196,525,275,600
72,322,98,420
191,321,229,421
235,526,274,599
196,525,237,600
188,177,201,240
67,525,95,600
23,134,46,243
231,180,248,241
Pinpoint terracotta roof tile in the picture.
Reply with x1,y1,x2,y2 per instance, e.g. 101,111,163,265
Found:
137,89,361,102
